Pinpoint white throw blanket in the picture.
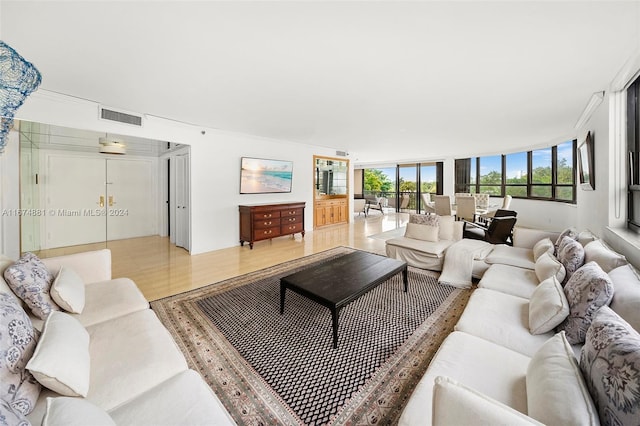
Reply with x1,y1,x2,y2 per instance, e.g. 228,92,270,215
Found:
438,239,493,288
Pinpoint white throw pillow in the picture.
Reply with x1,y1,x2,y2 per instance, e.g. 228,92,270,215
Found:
532,238,554,262
50,266,85,314
437,215,455,241
26,311,90,397
608,264,640,332
432,376,542,426
534,252,566,284
527,332,599,426
42,397,116,426
583,239,627,273
528,276,569,335
404,222,439,242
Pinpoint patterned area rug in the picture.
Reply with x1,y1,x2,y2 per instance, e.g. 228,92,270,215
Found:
151,247,471,425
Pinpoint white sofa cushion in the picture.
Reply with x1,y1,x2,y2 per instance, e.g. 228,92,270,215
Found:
0,291,41,416
534,251,566,284
584,239,627,273
526,332,599,426
41,249,111,284
109,370,236,425
608,264,640,332
532,237,554,261
398,331,530,426
84,309,188,410
478,264,539,300
455,289,552,357
50,266,85,314
580,306,640,426
404,222,439,242
485,245,535,269
26,311,90,397
433,376,542,426
557,261,614,345
42,397,116,426
528,276,569,335
386,237,453,258
438,215,456,240
3,252,60,320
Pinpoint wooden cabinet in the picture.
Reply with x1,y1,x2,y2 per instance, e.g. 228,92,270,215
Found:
314,198,347,228
314,154,350,229
239,202,305,249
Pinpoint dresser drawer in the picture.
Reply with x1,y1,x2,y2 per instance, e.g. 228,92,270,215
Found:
280,215,302,226
254,227,280,240
254,218,281,229
281,222,303,234
282,208,303,217
255,211,281,220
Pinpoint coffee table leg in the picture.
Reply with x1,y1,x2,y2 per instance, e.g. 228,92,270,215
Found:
331,307,339,349
280,281,286,314
403,266,408,292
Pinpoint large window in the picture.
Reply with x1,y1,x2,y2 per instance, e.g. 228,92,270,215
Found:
478,155,502,195
455,140,576,203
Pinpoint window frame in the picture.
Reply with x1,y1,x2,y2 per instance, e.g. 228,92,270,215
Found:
455,140,577,204
627,74,640,232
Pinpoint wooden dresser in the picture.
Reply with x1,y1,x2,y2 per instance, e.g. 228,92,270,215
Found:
239,202,305,249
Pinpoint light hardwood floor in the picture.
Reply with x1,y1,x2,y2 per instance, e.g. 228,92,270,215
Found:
36,211,409,301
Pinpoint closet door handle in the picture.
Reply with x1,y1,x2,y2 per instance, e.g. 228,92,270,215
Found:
98,196,105,207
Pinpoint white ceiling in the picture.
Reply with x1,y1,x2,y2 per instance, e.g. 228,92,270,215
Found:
2,1,640,164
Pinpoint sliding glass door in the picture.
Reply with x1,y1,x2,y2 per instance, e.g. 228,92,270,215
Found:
362,162,442,213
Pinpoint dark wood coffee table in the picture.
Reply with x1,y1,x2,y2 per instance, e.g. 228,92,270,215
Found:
279,251,408,348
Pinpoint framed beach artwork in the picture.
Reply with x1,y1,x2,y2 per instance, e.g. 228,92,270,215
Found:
240,157,293,194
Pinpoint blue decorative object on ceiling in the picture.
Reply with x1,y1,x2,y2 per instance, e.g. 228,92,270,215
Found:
0,40,42,153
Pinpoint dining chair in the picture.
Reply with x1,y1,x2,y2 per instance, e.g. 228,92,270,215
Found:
399,194,411,211
434,195,452,216
455,196,476,222
421,193,435,214
454,192,472,198
502,195,513,209
473,193,489,210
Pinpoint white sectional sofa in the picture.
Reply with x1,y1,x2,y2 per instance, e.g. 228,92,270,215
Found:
0,249,235,425
399,228,640,426
386,216,560,279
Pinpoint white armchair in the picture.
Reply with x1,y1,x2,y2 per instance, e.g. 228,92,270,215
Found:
354,199,368,216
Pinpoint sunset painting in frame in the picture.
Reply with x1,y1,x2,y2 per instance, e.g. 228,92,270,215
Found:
240,157,293,194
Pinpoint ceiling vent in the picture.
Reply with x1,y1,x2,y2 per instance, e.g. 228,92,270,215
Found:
100,107,143,127
336,150,349,157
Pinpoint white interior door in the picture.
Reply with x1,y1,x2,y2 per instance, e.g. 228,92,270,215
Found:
44,155,106,248
174,153,190,250
106,159,156,241
43,154,158,249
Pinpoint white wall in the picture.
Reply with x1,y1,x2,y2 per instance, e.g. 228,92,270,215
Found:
574,96,611,237
3,91,336,255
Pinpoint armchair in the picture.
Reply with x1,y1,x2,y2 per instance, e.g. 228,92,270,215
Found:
463,216,517,245
353,199,368,216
